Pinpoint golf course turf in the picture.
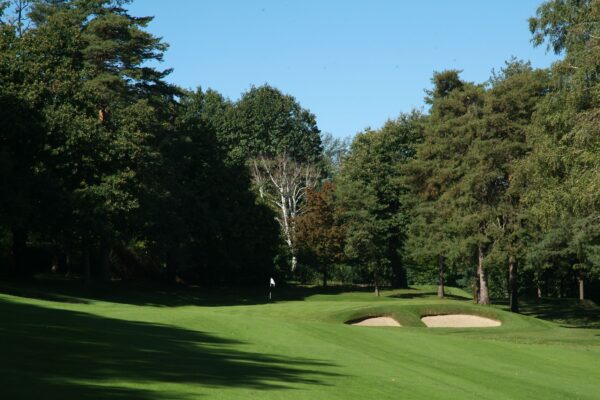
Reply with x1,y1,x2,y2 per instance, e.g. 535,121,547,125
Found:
1,281,599,399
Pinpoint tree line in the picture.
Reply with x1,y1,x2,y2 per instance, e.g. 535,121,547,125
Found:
1,0,599,309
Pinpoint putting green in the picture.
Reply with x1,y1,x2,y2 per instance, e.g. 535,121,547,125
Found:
0,283,599,400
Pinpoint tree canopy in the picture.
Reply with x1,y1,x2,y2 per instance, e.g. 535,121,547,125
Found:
1,0,600,305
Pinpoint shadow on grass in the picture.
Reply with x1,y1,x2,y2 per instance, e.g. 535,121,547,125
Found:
0,299,339,400
514,298,600,329
0,277,375,307
388,292,468,300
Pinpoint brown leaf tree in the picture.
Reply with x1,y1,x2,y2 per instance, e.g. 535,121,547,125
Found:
295,182,346,286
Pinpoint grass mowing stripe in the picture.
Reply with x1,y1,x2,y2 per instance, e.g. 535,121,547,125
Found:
1,283,599,399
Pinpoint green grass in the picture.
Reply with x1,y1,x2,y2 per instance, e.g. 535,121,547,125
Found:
1,280,599,399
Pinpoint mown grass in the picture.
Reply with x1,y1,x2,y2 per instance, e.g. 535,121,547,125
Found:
1,279,599,399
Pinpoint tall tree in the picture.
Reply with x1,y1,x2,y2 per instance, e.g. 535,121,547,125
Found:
405,71,487,302
483,60,550,311
252,154,320,271
523,0,600,299
153,89,281,285
295,182,346,286
320,133,350,179
337,112,422,291
16,0,176,280
223,84,323,164
0,5,52,276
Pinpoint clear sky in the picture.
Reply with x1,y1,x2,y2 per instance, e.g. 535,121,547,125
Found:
128,0,558,138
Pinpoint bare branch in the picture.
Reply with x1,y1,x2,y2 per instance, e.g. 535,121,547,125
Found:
250,153,320,271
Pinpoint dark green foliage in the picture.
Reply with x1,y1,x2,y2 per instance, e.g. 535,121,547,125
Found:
157,90,280,284
521,0,600,299
405,64,549,306
222,84,323,164
0,1,281,284
336,113,423,292
404,71,484,300
2,0,600,303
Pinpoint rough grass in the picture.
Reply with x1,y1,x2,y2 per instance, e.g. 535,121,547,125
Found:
1,279,599,399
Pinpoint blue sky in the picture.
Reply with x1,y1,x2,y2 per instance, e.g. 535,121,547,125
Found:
128,0,558,138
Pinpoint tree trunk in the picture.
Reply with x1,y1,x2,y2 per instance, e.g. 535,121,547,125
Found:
82,245,91,283
537,285,542,299
509,255,518,313
51,255,59,274
166,247,179,284
477,245,490,305
65,253,72,277
279,193,298,272
99,239,112,282
437,255,445,298
10,227,27,277
390,239,407,288
579,277,584,301
322,269,328,287
374,271,380,297
99,249,111,282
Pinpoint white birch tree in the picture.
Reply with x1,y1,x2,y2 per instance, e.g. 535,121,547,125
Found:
251,153,319,271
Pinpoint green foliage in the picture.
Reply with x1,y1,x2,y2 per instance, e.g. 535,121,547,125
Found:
0,1,281,283
220,84,323,164
2,0,600,302
336,112,423,290
520,0,600,296
320,132,350,179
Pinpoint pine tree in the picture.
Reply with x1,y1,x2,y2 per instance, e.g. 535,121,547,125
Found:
523,0,600,299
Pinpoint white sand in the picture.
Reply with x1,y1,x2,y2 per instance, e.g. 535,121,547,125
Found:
351,316,401,327
421,314,501,328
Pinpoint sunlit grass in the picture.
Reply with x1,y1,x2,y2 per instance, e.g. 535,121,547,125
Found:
1,281,598,399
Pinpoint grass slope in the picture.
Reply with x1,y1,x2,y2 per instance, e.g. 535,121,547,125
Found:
1,280,599,399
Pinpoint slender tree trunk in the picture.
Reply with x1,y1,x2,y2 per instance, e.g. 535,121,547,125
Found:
323,268,328,287
10,227,27,277
166,247,179,284
537,285,542,299
83,245,91,283
279,192,298,272
579,277,584,301
99,239,112,282
559,279,564,298
509,255,518,313
374,270,380,297
51,255,59,274
477,245,490,305
65,253,73,277
389,238,407,288
437,255,445,298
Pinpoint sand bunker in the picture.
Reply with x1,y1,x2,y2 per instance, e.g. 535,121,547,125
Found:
351,316,401,327
421,314,501,328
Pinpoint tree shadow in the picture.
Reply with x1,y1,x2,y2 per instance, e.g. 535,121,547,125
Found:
0,278,374,307
0,299,340,399
515,298,600,329
388,290,468,301
0,278,306,307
